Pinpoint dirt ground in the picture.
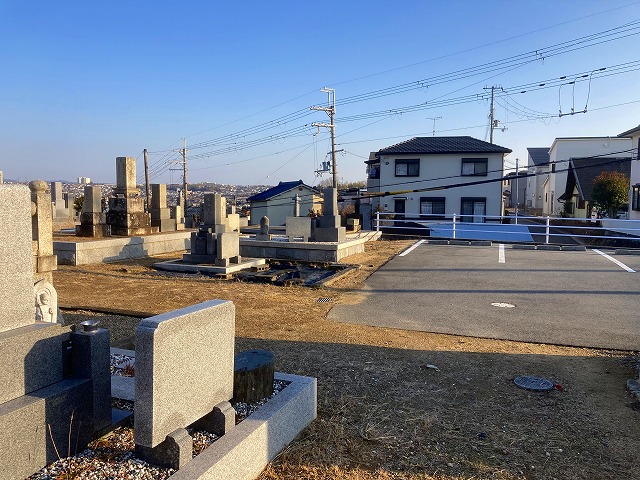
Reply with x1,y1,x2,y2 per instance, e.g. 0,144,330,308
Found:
54,239,640,480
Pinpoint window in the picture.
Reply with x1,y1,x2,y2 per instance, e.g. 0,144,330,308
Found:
395,159,419,177
633,184,640,211
551,163,556,173
460,197,486,223
420,197,445,218
461,158,488,176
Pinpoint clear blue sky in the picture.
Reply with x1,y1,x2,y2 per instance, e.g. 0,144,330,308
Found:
1,1,639,186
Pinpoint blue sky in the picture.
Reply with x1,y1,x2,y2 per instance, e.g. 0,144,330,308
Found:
1,1,639,186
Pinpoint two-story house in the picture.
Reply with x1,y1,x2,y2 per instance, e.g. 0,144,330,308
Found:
366,136,512,222
525,147,550,212
544,137,633,215
618,124,640,221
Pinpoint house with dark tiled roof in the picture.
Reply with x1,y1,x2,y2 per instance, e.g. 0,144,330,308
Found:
525,147,550,211
246,180,322,226
559,157,631,218
366,136,512,221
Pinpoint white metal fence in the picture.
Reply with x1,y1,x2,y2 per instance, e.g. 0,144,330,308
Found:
373,211,640,245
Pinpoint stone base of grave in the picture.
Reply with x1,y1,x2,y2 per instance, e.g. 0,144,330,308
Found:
314,227,347,243
111,226,160,236
76,224,111,237
135,428,193,470
239,231,380,262
151,218,177,232
155,257,266,275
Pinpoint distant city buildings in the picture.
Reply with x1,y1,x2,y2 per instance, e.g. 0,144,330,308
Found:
77,176,91,184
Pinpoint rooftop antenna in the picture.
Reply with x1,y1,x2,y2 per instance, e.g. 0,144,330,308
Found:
426,116,442,137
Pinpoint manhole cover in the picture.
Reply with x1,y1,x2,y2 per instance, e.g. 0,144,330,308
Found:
491,302,516,308
317,297,332,303
514,376,554,391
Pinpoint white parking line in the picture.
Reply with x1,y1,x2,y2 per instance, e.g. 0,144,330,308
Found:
399,239,426,257
592,249,636,273
498,244,505,263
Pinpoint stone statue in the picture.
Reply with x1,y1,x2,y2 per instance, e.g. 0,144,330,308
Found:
34,280,58,323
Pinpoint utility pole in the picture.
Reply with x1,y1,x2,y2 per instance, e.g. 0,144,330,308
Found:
426,116,442,137
514,157,519,225
484,86,504,144
143,148,150,212
181,138,188,208
311,88,338,189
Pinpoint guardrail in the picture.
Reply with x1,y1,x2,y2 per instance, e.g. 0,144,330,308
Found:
373,211,640,245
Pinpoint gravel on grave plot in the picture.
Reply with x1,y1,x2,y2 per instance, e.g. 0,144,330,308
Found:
29,379,289,479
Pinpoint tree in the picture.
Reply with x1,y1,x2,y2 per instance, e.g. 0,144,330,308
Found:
591,171,629,218
316,178,366,190
73,195,84,214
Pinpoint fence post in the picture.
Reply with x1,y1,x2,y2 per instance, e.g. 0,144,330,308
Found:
545,216,550,244
452,214,456,239
375,211,380,232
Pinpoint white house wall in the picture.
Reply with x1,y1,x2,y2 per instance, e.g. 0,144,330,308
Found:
250,189,320,226
377,153,505,218
546,138,633,215
628,131,640,220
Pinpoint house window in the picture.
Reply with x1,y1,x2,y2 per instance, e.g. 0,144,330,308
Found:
551,163,556,173
420,197,445,218
633,184,640,211
461,158,488,176
460,197,486,223
395,159,419,177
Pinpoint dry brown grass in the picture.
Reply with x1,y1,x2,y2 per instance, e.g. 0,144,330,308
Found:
53,239,640,480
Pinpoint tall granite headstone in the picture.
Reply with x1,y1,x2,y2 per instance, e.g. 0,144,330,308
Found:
76,185,110,237
150,183,176,232
106,157,158,236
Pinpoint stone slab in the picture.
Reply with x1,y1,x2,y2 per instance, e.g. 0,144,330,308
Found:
0,322,69,404
151,208,172,220
151,184,167,209
168,372,317,480
285,217,311,242
314,226,347,243
0,377,93,479
135,300,235,448
0,185,35,333
82,186,103,213
151,218,177,232
155,258,266,275
115,156,137,192
54,231,192,265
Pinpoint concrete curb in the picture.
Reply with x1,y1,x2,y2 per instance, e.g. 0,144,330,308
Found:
169,372,317,480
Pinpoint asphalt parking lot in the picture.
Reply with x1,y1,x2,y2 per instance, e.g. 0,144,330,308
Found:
329,243,640,350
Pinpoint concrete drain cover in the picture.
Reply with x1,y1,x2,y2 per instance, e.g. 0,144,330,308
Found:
514,376,554,392
491,302,516,308
317,297,333,303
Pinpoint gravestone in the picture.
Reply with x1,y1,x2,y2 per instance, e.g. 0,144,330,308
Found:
171,204,185,230
314,187,346,242
76,185,111,237
134,300,236,469
256,216,272,241
184,193,241,266
106,157,158,236
0,170,3,184
286,216,312,242
150,183,177,232
0,184,111,479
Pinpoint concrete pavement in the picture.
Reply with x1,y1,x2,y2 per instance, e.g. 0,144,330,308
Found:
328,243,640,350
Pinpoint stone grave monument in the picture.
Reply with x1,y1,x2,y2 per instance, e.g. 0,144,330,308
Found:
106,156,158,236
149,183,177,232
30,180,61,323
314,187,346,242
134,300,236,468
50,181,73,220
76,185,111,237
256,215,272,241
0,183,111,479
183,193,241,267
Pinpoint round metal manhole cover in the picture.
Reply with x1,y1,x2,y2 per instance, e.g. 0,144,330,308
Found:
491,302,516,308
514,376,554,392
